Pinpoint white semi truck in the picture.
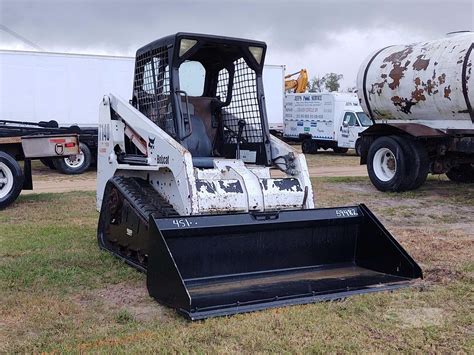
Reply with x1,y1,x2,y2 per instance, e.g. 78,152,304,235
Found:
283,93,372,154
0,49,284,172
356,31,474,191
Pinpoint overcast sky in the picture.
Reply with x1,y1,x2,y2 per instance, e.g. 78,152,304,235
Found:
1,0,473,88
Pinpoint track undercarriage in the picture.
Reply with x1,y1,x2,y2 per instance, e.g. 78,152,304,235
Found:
97,176,178,272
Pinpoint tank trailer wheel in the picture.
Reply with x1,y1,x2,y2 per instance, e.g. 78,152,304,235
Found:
54,142,92,175
446,164,474,183
367,136,408,192
389,136,429,191
403,138,429,190
0,151,24,209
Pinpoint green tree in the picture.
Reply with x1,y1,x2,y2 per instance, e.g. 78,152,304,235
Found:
324,73,344,92
307,76,325,93
307,73,344,92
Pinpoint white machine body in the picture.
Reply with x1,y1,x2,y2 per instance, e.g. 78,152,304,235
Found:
97,94,314,215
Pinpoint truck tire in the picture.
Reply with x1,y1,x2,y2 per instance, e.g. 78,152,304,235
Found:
407,139,429,190
301,139,311,154
302,139,318,154
355,139,362,156
390,136,429,191
334,147,348,154
367,136,407,192
446,164,474,183
53,142,92,175
40,158,56,170
0,151,24,209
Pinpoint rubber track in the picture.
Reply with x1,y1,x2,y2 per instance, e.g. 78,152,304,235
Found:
98,176,179,272
110,176,179,220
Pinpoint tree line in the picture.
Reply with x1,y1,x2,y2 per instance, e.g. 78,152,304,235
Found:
306,73,356,93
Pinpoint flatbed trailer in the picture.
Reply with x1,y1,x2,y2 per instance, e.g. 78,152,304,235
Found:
0,120,97,174
0,120,80,208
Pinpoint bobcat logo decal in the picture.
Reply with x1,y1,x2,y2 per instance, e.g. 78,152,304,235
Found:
148,137,155,150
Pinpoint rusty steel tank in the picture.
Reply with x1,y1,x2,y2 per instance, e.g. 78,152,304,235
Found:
357,31,474,125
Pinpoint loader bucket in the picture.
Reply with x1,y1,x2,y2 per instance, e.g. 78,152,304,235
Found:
147,204,422,320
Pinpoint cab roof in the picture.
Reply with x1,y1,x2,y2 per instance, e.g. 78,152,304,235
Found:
136,32,267,57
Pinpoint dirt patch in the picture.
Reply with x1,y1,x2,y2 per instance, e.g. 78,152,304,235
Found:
425,268,465,284
392,227,473,285
22,178,96,194
272,165,367,178
385,307,445,329
74,282,169,322
308,166,366,177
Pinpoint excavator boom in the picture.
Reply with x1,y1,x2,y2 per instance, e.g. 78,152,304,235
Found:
285,69,308,93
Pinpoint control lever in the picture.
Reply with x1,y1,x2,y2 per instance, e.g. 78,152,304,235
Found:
236,119,246,159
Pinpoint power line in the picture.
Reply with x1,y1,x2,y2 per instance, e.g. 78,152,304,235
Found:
0,23,45,51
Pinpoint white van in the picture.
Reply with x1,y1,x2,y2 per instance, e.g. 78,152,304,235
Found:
283,93,372,154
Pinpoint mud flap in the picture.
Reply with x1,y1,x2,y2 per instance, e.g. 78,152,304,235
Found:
147,204,422,320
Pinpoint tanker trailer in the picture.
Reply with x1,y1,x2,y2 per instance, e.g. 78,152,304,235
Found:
356,31,474,191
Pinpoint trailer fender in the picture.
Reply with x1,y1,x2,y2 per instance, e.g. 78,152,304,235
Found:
359,123,446,164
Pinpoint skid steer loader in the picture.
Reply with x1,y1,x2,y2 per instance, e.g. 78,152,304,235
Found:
96,33,422,320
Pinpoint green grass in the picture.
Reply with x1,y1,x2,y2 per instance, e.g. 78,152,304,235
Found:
1,185,473,352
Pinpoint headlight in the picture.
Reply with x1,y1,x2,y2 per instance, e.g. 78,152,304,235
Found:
248,46,263,64
179,39,197,57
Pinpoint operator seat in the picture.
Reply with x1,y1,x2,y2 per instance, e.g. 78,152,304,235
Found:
180,102,214,168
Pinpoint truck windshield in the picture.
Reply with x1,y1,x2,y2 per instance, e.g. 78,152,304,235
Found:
357,112,373,127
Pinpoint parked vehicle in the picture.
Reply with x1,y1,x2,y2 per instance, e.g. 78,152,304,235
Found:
263,65,285,135
96,32,421,320
357,31,474,191
0,120,79,208
0,49,133,173
283,93,372,154
0,120,97,174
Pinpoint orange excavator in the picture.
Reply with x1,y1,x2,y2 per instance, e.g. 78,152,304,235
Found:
285,69,308,93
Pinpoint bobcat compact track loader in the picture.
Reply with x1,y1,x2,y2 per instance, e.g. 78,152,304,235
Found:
96,33,422,320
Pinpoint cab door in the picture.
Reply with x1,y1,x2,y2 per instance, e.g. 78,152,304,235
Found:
338,112,359,148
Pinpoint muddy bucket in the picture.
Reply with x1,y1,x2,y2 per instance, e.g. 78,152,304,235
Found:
147,204,422,320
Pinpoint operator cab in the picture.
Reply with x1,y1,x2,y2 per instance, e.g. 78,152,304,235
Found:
132,33,272,167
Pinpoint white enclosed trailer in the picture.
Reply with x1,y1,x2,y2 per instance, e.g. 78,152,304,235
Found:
262,65,285,134
0,50,135,126
0,50,284,128
356,31,474,191
283,92,372,154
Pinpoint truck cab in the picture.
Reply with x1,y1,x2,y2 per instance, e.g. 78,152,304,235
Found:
283,93,372,154
338,110,372,153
